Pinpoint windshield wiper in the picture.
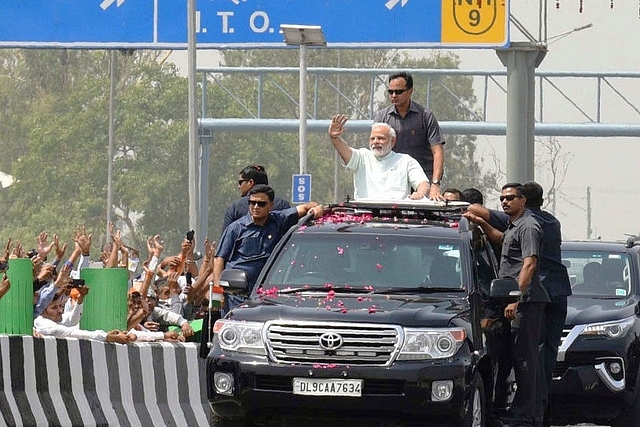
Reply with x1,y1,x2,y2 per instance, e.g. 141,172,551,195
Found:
276,285,374,294
373,286,464,294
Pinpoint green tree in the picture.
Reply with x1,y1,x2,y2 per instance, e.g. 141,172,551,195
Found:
0,49,190,254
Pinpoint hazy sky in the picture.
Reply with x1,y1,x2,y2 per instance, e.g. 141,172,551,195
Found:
451,1,640,240
171,1,639,241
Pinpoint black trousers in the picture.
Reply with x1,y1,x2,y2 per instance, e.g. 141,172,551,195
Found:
538,295,567,426
509,301,546,424
484,310,512,412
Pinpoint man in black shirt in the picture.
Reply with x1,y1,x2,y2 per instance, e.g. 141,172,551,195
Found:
222,165,291,231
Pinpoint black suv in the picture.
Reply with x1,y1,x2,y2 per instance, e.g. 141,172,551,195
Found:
551,238,640,427
206,201,514,427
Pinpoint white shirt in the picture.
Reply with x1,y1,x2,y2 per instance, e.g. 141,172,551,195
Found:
34,304,166,342
34,316,109,341
345,148,428,200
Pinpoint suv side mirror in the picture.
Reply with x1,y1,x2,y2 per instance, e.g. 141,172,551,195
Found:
489,278,521,304
219,269,249,294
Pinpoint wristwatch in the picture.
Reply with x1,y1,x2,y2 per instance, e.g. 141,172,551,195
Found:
431,179,441,185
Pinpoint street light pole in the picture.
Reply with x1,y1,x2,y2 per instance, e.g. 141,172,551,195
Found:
107,50,116,242
187,0,199,239
280,25,326,175
298,43,308,174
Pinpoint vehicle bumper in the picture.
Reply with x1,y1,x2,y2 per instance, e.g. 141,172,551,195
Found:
551,356,635,422
207,346,476,424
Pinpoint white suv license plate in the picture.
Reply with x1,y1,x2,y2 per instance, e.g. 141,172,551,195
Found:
292,378,363,397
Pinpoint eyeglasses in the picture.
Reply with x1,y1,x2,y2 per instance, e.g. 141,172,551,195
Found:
387,89,407,95
238,179,249,186
499,194,522,202
248,200,268,208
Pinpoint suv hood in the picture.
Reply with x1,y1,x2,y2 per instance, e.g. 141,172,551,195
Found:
566,295,640,325
228,292,468,327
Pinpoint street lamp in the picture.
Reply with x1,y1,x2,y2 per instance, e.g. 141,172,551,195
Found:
280,24,326,174
547,23,593,45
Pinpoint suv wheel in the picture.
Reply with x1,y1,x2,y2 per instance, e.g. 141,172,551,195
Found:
460,373,486,427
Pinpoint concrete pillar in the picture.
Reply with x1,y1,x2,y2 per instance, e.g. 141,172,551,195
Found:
496,42,547,183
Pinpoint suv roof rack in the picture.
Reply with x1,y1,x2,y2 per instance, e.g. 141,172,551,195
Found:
326,199,469,223
625,235,640,248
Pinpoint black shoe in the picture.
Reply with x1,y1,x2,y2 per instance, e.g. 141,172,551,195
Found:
499,413,534,427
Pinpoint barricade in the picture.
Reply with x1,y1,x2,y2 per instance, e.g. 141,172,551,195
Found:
79,267,129,332
0,335,212,427
0,259,34,334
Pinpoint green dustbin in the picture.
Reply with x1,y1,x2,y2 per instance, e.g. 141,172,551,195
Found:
80,267,128,332
0,258,34,335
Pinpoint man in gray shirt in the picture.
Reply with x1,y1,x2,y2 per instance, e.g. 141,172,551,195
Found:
465,182,549,427
374,71,445,200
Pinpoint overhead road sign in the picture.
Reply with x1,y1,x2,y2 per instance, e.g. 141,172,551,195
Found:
0,0,155,48
0,0,509,49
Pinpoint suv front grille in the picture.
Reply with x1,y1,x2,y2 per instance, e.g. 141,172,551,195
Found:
265,321,402,366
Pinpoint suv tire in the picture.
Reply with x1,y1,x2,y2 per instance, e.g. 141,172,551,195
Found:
461,373,486,427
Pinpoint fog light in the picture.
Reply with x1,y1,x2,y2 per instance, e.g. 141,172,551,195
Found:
214,372,234,396
609,361,622,375
432,380,454,402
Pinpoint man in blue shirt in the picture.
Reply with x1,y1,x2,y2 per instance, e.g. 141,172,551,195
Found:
214,184,323,313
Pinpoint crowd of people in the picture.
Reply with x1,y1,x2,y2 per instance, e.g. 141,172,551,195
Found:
0,224,211,343
0,71,565,427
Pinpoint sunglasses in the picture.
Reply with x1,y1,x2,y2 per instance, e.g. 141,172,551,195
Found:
499,194,522,202
238,179,249,185
248,200,269,208
387,89,407,95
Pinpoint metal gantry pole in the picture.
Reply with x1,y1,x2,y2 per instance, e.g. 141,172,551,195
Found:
188,0,199,238
497,42,547,183
299,44,308,174
106,50,116,242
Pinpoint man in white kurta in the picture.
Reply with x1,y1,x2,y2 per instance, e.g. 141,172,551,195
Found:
328,115,430,200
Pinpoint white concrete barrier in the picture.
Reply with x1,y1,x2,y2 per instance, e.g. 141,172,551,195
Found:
0,335,211,426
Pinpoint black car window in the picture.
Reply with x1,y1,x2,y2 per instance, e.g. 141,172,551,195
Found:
562,250,631,297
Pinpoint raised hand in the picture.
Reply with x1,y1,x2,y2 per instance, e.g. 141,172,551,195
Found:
72,226,92,256
36,231,55,260
329,114,349,139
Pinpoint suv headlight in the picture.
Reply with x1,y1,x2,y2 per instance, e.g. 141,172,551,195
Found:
581,317,635,339
397,328,466,360
213,320,267,355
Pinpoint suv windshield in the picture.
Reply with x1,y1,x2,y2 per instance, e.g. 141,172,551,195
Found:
264,232,463,290
563,249,632,297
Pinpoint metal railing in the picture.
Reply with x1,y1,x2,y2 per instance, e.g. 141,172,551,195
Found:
198,67,640,137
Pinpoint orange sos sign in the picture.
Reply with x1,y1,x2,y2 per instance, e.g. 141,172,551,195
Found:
442,0,509,47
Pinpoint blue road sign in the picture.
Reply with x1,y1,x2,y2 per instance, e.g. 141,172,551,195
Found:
0,0,155,48
0,0,509,49
292,174,311,204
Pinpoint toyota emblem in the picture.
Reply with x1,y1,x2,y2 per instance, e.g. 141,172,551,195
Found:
319,332,344,350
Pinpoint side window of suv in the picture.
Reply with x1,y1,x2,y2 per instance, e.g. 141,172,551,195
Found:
471,228,498,297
